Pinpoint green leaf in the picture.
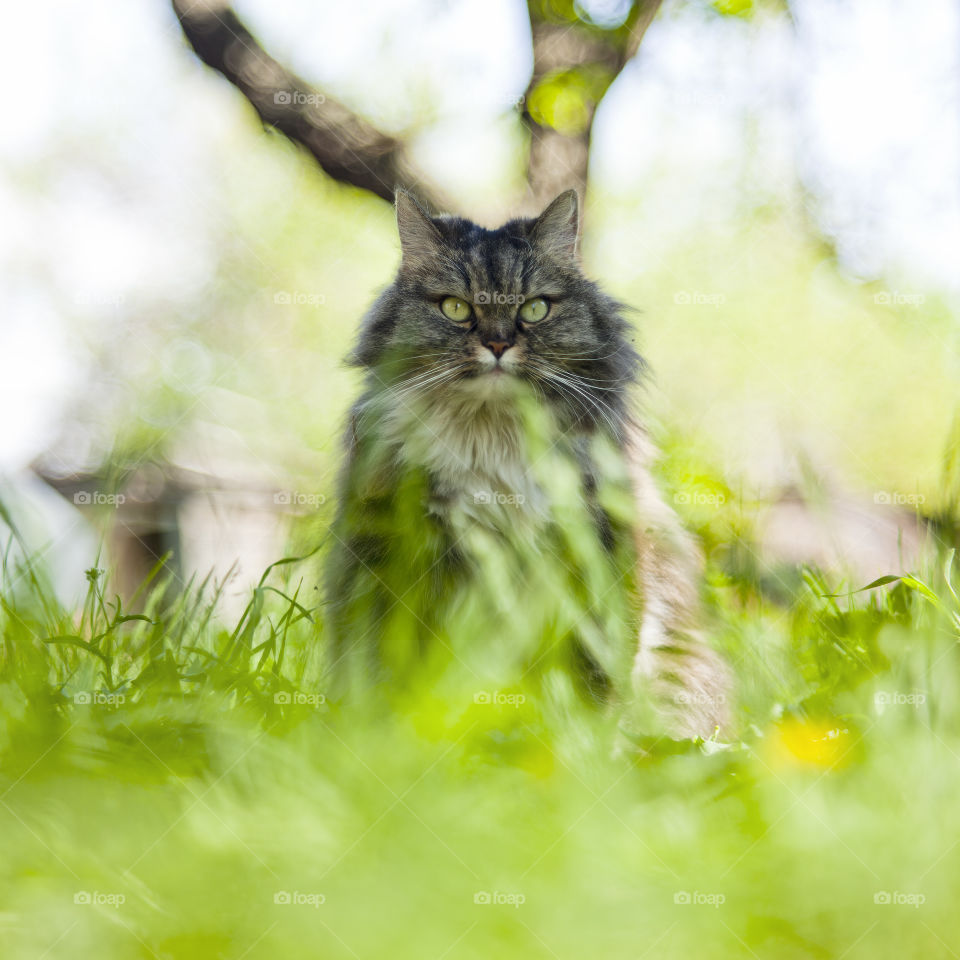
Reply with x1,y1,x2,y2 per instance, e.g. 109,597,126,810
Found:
901,576,949,613
944,549,959,606
821,575,901,597
43,635,111,665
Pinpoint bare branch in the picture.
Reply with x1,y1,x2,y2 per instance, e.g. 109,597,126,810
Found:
623,0,665,62
520,0,664,210
170,0,444,208
170,0,664,216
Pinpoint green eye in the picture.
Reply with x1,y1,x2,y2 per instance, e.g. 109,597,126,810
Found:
518,297,549,323
440,296,472,322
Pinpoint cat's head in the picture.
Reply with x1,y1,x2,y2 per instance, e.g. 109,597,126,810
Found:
351,190,641,434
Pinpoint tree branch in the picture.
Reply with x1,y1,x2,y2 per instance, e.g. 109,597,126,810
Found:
170,0,664,216
520,0,664,210
170,0,444,208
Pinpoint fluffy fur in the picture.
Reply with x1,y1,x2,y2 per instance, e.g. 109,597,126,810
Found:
326,190,731,738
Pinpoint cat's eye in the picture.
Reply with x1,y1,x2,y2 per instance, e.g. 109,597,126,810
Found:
518,297,550,323
439,296,472,323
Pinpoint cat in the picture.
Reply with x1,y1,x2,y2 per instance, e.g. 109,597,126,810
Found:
325,188,731,739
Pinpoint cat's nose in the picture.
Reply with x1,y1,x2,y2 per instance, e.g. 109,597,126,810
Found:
484,340,511,359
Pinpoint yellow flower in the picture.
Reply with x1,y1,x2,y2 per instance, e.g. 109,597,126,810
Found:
767,717,854,770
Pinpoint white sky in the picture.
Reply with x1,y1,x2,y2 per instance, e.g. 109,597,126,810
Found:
1,0,958,471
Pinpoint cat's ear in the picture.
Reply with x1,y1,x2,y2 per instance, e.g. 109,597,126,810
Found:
395,189,443,270
530,189,580,262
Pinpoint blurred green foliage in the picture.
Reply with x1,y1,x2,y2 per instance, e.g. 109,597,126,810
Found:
2,476,960,956
528,66,616,135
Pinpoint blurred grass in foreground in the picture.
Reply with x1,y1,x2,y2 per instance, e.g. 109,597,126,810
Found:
2,481,960,960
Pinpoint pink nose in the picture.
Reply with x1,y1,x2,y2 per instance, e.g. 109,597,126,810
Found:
485,341,510,359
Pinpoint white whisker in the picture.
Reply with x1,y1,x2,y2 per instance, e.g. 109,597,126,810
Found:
527,361,622,436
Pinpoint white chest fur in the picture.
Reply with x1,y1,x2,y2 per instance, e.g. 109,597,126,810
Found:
384,389,548,530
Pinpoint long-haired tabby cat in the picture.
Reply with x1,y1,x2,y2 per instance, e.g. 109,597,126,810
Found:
326,189,730,739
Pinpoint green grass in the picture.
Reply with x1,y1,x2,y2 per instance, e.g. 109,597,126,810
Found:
1,498,960,959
